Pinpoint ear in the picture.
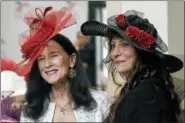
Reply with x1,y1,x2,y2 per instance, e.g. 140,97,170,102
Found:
69,53,76,68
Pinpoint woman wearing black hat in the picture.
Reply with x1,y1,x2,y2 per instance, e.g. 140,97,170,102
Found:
81,10,183,123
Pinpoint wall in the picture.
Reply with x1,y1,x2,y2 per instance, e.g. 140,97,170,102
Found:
167,1,184,80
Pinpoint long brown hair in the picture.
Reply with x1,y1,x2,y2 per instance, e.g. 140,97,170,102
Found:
103,34,181,123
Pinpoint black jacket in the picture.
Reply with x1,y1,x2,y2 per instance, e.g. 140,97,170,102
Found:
112,78,178,123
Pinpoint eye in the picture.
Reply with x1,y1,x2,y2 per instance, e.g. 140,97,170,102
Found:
111,43,115,49
121,42,130,47
50,53,59,58
37,57,44,61
51,54,58,57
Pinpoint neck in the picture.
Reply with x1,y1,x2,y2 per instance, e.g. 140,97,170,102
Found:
51,81,69,100
120,72,130,81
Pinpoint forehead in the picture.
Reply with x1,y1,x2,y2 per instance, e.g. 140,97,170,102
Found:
40,40,65,54
47,40,63,50
111,36,127,43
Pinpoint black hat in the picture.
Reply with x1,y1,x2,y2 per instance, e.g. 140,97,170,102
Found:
81,10,183,73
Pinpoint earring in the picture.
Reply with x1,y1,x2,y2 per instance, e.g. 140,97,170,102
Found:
69,67,76,78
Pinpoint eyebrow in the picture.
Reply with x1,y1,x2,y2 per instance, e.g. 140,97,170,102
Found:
111,40,115,44
38,51,59,57
49,51,58,54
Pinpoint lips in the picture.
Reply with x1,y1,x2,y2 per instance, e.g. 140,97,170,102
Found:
44,69,58,75
115,60,125,64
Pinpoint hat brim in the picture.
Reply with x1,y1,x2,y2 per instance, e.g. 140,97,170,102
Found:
81,20,167,53
80,20,145,53
11,88,26,97
10,88,26,102
163,54,183,73
81,20,183,73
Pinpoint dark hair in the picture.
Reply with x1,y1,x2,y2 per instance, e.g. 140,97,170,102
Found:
23,34,97,120
104,15,181,122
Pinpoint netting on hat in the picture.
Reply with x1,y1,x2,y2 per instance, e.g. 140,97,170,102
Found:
14,3,76,76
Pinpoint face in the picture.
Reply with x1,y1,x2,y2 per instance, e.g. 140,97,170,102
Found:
77,32,88,46
110,37,137,76
37,40,76,84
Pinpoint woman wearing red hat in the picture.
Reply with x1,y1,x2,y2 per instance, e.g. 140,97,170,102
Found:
13,3,110,122
81,10,183,123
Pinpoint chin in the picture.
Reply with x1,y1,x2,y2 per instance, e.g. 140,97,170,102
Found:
116,67,129,74
42,72,61,83
43,76,61,84
46,80,59,84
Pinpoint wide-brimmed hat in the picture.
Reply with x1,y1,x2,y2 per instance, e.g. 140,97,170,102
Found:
81,10,183,73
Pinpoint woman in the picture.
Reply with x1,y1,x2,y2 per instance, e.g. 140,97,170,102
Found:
81,10,183,122
14,5,110,122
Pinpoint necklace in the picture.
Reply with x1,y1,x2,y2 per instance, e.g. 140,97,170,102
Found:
56,101,71,115
50,90,71,115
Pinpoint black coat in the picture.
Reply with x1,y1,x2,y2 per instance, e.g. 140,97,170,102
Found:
112,78,178,123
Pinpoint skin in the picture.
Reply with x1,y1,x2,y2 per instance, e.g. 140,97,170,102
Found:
37,40,77,122
37,40,76,86
110,37,138,78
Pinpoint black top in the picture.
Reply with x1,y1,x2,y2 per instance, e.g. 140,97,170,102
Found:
113,78,176,123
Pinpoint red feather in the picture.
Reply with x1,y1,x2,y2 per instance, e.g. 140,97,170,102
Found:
1,58,16,72
1,58,29,81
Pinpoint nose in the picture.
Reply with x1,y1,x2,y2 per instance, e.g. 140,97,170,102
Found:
112,46,121,58
44,58,52,68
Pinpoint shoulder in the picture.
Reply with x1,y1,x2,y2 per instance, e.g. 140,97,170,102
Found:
20,103,55,122
91,90,111,106
89,89,111,119
90,89,111,108
90,89,109,99
117,79,168,122
131,78,164,98
124,78,167,108
90,89,112,104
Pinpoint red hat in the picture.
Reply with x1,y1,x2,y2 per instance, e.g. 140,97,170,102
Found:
14,3,76,76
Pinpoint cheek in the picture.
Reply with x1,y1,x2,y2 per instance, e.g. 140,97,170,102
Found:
51,57,64,67
37,61,45,72
128,57,137,69
125,51,137,68
110,51,114,61
53,57,70,74
123,47,136,59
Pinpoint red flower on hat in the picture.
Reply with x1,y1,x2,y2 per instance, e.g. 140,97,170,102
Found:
126,26,155,49
115,14,125,29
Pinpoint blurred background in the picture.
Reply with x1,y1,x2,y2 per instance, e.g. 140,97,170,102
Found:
1,1,184,100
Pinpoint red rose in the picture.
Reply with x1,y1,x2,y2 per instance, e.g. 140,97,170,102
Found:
137,31,154,49
126,26,140,42
115,14,125,29
126,26,155,49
